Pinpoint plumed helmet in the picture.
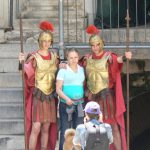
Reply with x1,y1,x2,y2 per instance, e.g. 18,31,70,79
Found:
86,25,103,47
38,21,54,48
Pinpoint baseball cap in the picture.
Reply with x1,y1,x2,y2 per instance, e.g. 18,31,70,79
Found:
84,101,101,115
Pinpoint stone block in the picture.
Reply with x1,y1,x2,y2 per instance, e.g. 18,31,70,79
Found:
0,135,24,150
0,73,22,88
7,136,24,150
0,104,23,119
0,30,6,43
0,59,19,73
0,119,24,135
0,88,23,103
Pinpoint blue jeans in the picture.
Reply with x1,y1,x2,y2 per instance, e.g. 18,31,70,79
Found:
59,102,84,150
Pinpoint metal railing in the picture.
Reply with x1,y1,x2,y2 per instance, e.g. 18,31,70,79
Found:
95,0,150,28
59,1,150,41
7,0,150,52
57,0,150,46
57,0,150,59
95,0,150,43
9,0,14,29
62,0,87,43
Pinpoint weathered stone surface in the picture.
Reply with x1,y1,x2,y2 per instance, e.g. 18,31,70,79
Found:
26,37,38,44
0,119,24,135
0,135,24,150
0,88,23,103
7,136,24,150
0,73,22,88
0,30,6,43
0,44,38,58
0,59,19,73
0,104,23,119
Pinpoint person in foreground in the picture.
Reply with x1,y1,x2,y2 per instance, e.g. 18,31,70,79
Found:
19,21,58,150
56,49,85,150
73,101,113,150
80,25,132,150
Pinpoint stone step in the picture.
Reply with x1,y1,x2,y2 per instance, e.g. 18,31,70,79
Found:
0,88,23,103
0,135,59,150
0,73,22,88
0,135,24,150
0,103,23,119
13,18,85,30
28,2,82,11
5,29,84,43
28,0,82,7
0,43,38,59
0,58,19,73
0,134,60,150
0,119,24,135
0,43,58,58
23,10,84,19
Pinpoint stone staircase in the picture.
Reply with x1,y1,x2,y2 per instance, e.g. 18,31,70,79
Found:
0,44,38,150
6,0,86,44
0,86,24,149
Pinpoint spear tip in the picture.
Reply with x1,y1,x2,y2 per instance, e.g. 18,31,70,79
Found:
125,9,131,21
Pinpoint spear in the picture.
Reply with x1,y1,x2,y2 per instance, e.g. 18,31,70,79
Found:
19,14,27,150
125,1,130,150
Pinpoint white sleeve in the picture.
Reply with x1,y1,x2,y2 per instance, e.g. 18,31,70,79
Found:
105,123,113,144
56,69,65,80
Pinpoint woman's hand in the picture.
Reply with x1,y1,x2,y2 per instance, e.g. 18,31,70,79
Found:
66,99,74,106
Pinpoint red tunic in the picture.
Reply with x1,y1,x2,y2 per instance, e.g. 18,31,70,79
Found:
24,51,57,150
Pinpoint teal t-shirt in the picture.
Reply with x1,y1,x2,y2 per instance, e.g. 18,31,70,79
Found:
56,65,85,104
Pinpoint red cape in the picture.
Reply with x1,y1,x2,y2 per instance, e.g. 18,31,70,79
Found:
24,59,57,150
109,53,127,150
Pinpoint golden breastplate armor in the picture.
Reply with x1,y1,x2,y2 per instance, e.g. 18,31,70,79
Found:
33,52,57,95
86,53,110,94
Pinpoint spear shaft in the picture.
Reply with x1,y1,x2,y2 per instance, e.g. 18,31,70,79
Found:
125,7,130,150
19,14,27,150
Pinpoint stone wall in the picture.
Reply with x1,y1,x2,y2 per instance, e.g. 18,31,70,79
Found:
0,0,9,28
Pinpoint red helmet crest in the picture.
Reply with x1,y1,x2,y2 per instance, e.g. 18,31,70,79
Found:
86,25,100,35
39,21,54,32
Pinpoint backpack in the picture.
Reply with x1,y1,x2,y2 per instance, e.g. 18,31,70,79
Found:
85,123,109,150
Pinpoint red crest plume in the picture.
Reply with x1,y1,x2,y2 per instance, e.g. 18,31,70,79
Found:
39,21,54,32
86,25,100,34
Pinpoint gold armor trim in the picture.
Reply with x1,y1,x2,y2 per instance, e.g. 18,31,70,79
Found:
33,52,57,95
86,53,110,94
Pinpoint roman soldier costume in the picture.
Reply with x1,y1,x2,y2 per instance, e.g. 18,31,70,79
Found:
82,25,127,150
24,21,58,150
